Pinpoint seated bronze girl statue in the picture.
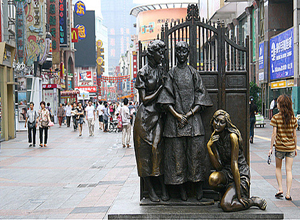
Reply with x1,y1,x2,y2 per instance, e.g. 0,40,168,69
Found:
207,110,267,212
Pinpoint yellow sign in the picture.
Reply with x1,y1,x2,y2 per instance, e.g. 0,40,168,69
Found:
75,1,86,16
287,79,294,87
97,57,104,65
97,40,103,48
271,80,287,89
76,25,86,39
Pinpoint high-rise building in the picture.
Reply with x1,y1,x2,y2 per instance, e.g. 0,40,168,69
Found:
101,0,137,71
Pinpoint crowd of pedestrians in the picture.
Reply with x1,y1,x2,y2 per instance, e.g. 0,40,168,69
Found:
25,99,138,148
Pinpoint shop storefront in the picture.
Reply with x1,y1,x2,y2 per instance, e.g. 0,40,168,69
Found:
0,43,16,141
42,84,61,124
61,90,79,104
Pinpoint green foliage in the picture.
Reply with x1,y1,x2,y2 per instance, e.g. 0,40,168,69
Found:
250,81,262,112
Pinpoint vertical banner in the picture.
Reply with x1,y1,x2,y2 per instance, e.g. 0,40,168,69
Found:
16,2,25,63
47,0,60,63
270,28,294,80
0,1,2,42
252,9,256,62
259,42,264,70
132,51,137,78
59,0,68,47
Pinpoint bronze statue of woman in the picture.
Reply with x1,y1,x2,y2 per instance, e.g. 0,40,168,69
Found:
133,40,169,202
207,110,267,212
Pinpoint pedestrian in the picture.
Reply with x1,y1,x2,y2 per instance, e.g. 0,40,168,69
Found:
269,98,278,119
71,102,78,131
37,101,51,147
86,100,95,136
103,103,110,132
269,94,298,201
120,98,132,148
250,96,258,144
25,102,37,147
115,102,121,116
65,102,72,127
57,103,65,127
76,102,85,136
109,103,114,117
46,102,53,122
97,101,104,130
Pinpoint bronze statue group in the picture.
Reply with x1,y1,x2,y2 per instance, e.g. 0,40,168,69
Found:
133,40,267,212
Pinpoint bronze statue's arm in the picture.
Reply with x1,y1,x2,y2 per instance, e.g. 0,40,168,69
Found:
166,105,185,122
230,133,243,203
207,133,222,170
185,105,202,119
139,85,163,106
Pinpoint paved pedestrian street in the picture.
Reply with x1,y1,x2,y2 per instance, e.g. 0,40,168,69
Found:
0,121,300,219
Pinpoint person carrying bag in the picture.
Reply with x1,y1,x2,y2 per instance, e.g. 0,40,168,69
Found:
25,102,37,147
37,101,51,147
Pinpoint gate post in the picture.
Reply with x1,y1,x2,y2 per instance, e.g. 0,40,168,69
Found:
217,21,226,109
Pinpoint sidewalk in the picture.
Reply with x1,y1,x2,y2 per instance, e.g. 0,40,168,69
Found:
0,121,299,219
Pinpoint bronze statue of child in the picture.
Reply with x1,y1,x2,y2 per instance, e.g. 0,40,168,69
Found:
207,110,267,211
157,41,212,201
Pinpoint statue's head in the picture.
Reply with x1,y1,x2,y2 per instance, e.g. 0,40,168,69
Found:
147,40,166,66
175,41,189,64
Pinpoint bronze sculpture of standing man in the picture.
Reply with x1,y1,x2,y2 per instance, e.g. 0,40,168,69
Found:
157,41,213,201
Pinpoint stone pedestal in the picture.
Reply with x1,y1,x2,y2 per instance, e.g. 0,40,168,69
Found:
108,197,283,220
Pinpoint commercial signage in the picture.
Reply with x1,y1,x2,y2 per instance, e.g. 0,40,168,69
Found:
59,0,67,47
252,9,256,62
42,84,62,89
79,71,92,81
75,24,86,40
74,1,86,16
133,51,137,78
71,28,79,43
259,42,264,70
137,8,187,42
16,2,25,62
271,79,294,89
270,28,294,80
75,86,97,93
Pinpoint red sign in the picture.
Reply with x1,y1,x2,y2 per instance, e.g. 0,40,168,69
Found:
86,71,92,79
43,84,62,89
71,28,78,43
75,86,97,93
133,52,137,78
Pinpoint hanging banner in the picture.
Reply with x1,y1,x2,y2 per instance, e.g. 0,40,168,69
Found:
133,51,137,78
259,42,264,70
270,28,294,80
59,0,68,47
16,2,25,62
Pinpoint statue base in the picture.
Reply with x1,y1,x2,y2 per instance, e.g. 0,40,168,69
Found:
140,198,214,206
108,197,283,220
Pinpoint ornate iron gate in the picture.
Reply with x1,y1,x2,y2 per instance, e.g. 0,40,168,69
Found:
138,4,249,162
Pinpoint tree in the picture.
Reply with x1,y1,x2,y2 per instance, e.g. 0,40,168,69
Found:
250,82,262,112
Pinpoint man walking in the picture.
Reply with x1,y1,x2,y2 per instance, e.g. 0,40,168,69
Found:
120,98,132,148
25,102,37,147
65,102,72,127
86,100,95,136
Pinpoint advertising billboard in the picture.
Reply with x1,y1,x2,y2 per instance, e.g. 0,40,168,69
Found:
47,0,60,63
59,0,68,47
74,11,96,67
270,28,294,80
259,42,264,70
137,8,187,42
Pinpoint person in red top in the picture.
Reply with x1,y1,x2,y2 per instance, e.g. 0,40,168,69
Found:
269,94,298,201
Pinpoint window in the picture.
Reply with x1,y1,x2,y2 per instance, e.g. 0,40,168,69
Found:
259,1,265,40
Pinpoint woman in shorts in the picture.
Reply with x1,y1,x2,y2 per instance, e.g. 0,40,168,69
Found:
76,102,85,136
269,94,298,200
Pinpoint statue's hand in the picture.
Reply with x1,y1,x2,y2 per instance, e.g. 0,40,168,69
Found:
177,114,187,128
211,134,220,143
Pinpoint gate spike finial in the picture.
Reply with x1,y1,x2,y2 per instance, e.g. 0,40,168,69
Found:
161,24,164,32
202,17,205,23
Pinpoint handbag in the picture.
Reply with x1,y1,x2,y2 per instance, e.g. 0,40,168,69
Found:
48,121,54,127
28,121,35,129
41,120,49,127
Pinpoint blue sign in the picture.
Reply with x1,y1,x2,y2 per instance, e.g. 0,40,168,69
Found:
259,42,264,70
270,28,294,80
74,1,86,17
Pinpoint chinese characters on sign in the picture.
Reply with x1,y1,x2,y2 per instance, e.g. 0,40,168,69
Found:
75,24,86,40
270,28,294,80
59,0,67,47
74,1,86,16
48,0,60,52
16,2,25,62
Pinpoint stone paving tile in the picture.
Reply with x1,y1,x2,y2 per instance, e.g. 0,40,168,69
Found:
71,206,110,214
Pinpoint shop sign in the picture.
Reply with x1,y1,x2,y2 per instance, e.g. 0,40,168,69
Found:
75,24,86,40
48,0,60,52
287,79,294,87
270,28,294,80
59,0,67,47
16,2,25,62
74,1,86,16
71,28,79,43
42,84,61,89
75,86,97,93
97,40,103,48
133,51,137,78
252,9,256,62
259,42,264,70
271,80,286,89
79,81,92,86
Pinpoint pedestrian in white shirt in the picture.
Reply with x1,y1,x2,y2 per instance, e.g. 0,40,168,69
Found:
120,98,132,148
115,102,121,116
97,101,105,130
85,100,95,136
65,102,72,127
